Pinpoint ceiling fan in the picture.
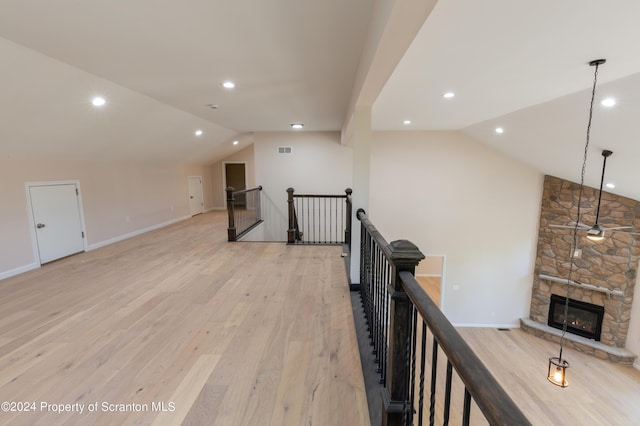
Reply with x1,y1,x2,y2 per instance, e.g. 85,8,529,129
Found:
549,149,634,240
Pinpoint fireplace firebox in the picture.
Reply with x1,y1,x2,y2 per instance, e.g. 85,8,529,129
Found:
547,294,604,341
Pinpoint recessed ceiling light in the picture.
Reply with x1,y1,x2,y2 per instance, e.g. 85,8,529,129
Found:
495,127,504,134
601,97,616,107
606,182,615,189
403,120,412,125
91,96,106,107
291,123,304,129
222,81,235,89
443,92,455,99
195,130,203,136
233,140,239,145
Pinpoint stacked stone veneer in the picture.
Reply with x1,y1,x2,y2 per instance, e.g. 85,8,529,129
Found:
529,175,640,353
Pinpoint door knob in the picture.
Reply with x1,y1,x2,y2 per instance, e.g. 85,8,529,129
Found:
37,223,46,229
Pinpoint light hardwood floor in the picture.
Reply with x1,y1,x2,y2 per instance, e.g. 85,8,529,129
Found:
0,212,369,426
413,277,640,425
416,276,440,306
459,327,640,425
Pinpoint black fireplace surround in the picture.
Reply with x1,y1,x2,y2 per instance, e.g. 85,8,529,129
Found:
547,294,604,341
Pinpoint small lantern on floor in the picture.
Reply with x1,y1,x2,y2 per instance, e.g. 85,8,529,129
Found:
547,356,569,387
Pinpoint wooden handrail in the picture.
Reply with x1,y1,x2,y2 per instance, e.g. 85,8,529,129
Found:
287,188,352,245
400,272,531,425
227,186,263,241
230,185,262,196
357,208,530,425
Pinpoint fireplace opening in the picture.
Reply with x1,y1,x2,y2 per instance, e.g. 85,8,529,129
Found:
547,294,604,341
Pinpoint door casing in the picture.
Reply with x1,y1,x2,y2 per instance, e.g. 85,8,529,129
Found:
25,180,88,265
188,176,204,216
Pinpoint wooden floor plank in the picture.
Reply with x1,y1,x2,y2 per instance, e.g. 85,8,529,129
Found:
0,211,369,426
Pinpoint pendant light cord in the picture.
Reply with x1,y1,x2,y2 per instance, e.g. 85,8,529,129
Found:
561,61,602,355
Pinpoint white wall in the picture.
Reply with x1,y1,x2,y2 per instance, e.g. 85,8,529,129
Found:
254,131,353,241
0,155,213,279
370,131,543,327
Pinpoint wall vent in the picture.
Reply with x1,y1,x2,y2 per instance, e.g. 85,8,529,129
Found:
277,146,293,154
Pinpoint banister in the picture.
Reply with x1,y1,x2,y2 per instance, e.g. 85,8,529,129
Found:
229,185,262,196
357,208,530,425
227,186,263,242
400,271,531,425
287,187,352,245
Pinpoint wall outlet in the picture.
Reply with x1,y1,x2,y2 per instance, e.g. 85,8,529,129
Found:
574,249,582,258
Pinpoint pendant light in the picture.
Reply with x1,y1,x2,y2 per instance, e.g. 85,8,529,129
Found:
547,58,606,387
586,150,613,241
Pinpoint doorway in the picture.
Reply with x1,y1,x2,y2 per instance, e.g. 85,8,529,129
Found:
224,163,246,207
188,176,204,216
26,181,87,264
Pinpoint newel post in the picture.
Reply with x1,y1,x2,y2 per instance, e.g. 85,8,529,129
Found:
286,187,295,244
226,186,236,241
383,240,425,426
344,188,353,248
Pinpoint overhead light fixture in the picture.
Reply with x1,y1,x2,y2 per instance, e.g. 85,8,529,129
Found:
601,97,616,107
195,130,203,136
548,58,606,388
222,81,235,89
495,127,504,134
443,92,455,99
606,182,615,189
586,224,605,241
403,119,412,125
291,123,304,130
91,96,106,107
233,140,239,145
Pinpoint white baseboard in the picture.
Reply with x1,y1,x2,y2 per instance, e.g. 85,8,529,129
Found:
0,262,40,281
88,215,191,251
206,207,225,212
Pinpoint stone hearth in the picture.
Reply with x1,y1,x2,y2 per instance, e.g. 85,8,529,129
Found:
524,175,640,364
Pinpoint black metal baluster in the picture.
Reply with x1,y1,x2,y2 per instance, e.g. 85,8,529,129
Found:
443,361,452,426
429,339,438,426
418,320,427,426
462,388,471,426
409,307,418,425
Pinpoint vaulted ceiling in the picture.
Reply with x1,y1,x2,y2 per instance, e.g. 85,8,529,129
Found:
2,1,640,200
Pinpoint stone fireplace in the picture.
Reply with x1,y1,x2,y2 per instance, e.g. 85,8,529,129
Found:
521,175,639,364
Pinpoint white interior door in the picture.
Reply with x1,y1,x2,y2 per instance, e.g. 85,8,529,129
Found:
29,184,85,264
188,176,204,216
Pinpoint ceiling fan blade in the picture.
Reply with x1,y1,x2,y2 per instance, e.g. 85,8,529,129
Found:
603,225,633,231
549,224,589,229
567,221,591,228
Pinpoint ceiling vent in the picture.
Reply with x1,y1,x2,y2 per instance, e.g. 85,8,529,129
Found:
277,146,292,154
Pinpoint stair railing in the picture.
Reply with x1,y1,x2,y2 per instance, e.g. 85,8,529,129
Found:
226,186,263,241
357,208,530,426
286,187,352,246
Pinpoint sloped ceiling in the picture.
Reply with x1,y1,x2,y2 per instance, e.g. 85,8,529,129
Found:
0,0,372,164
373,0,640,202
2,0,640,204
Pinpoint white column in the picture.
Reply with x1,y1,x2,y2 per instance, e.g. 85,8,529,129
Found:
349,106,372,284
